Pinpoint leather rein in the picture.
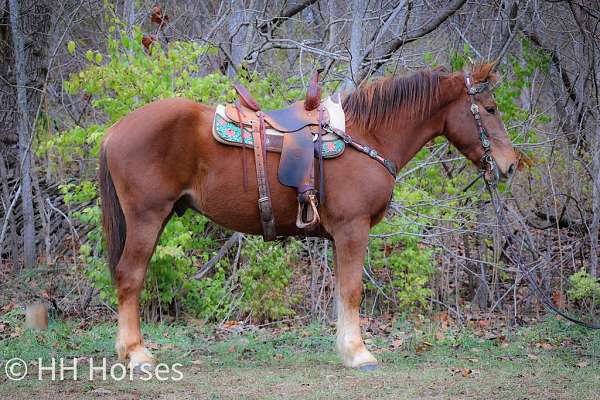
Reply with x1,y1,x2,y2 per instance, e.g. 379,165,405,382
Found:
463,73,600,329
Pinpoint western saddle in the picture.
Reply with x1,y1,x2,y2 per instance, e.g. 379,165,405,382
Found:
225,70,327,241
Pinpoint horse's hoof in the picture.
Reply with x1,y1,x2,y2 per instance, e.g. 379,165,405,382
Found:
357,363,379,372
129,362,155,375
127,346,155,374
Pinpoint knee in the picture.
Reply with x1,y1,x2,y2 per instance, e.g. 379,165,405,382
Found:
115,272,145,299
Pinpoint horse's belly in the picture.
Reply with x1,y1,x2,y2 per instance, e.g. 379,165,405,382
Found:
192,154,304,236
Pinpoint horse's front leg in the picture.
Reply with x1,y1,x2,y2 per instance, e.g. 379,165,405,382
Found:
332,220,378,370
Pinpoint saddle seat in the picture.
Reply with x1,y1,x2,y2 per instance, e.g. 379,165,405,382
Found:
227,69,327,133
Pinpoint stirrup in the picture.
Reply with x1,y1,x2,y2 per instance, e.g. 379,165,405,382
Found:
296,193,320,229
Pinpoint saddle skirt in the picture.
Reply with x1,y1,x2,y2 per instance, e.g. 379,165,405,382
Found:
212,96,346,159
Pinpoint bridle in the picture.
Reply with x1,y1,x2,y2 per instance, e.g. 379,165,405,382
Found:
464,73,500,186
463,73,600,329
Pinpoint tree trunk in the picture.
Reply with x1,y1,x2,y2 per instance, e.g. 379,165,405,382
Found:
7,0,51,268
347,0,366,87
0,152,18,259
591,124,600,278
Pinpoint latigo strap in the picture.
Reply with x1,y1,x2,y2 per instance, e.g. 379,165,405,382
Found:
251,113,276,241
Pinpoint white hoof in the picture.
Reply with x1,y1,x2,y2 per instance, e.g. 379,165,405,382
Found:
336,336,378,369
128,347,155,370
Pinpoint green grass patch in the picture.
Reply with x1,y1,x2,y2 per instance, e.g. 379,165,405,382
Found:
1,313,599,399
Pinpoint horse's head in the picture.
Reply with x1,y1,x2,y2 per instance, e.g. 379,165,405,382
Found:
443,63,518,181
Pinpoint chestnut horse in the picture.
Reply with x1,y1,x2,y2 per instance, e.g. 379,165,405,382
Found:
99,63,518,371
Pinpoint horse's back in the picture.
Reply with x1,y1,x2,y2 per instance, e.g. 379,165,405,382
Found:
106,98,212,143
102,98,215,205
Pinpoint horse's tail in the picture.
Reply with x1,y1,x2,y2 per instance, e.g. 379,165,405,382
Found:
99,144,126,279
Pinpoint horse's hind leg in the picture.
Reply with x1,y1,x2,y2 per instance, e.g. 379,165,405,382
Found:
114,207,171,368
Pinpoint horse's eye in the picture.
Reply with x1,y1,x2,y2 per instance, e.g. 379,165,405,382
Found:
485,107,496,115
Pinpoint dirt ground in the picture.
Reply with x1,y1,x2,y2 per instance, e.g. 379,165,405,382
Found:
2,347,599,399
1,317,599,399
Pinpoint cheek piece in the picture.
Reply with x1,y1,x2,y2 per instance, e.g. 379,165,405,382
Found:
464,73,500,185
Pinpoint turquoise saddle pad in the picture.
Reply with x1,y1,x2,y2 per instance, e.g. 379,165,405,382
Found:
213,113,345,159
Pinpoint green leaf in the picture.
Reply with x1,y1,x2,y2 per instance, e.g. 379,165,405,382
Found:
67,40,76,55
85,50,94,62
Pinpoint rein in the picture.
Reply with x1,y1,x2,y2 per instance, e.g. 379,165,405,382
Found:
464,73,600,329
487,184,600,329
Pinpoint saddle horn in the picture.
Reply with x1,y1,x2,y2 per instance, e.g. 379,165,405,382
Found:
304,68,323,111
234,83,261,112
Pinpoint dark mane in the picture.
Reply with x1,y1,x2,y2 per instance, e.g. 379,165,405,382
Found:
342,69,443,132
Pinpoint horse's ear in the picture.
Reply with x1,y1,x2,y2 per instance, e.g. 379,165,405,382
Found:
432,65,449,75
472,62,498,83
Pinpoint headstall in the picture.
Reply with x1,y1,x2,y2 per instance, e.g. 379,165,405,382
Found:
464,73,499,186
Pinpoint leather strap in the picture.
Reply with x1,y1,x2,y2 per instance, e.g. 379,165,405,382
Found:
317,106,325,205
251,112,277,241
326,126,397,177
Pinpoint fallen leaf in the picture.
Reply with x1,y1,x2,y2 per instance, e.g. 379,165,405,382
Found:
391,338,404,349
373,348,390,354
552,291,565,309
146,342,160,350
222,320,240,330
90,388,112,395
415,341,432,353
527,353,539,360
435,327,446,341
540,342,554,350
516,149,535,170
227,345,236,353
449,367,474,378
191,359,203,366
476,319,490,328
2,302,17,313
576,361,589,369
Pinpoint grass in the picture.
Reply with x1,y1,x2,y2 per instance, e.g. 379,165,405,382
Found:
1,311,599,399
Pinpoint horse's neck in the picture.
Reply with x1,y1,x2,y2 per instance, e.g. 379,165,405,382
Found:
369,77,462,171
364,110,444,172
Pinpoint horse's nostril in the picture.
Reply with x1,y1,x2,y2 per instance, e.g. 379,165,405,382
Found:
507,163,516,176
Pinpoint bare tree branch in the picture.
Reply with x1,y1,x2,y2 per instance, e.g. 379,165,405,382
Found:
356,0,467,83
258,0,319,33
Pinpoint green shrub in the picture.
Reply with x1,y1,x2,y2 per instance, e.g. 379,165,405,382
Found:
569,271,600,305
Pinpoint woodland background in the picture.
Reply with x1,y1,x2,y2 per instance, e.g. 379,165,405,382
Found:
1,0,599,331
